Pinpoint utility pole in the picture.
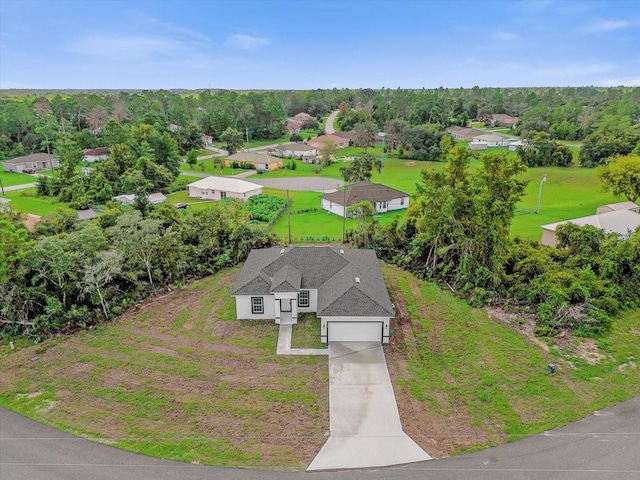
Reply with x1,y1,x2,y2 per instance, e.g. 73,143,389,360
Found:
287,189,292,245
342,184,346,244
246,127,249,147
535,173,547,214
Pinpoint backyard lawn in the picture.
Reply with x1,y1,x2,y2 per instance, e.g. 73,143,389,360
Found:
3,188,74,216
0,169,37,187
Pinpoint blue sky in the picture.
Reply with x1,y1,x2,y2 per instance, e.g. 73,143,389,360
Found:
1,0,639,90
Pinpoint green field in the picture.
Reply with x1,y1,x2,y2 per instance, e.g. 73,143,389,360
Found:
0,169,37,187
4,188,74,216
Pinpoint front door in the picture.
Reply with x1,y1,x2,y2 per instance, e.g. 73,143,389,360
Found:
280,298,292,312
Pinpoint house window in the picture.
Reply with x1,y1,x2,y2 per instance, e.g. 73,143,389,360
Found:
400,197,404,205
251,297,264,314
221,191,226,199
298,290,309,307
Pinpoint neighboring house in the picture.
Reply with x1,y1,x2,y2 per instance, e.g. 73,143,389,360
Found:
201,134,213,146
472,133,508,147
83,147,109,162
112,192,166,206
596,201,639,214
332,130,355,142
231,246,395,344
148,192,167,205
187,176,263,201
226,151,283,171
468,141,488,151
77,208,98,221
491,114,519,128
446,126,484,142
0,198,11,211
540,208,640,247
273,144,319,163
2,153,60,173
321,181,410,217
284,119,303,134
293,112,312,123
308,134,350,150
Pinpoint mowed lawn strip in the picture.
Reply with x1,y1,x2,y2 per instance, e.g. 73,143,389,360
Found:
382,264,640,457
0,267,329,470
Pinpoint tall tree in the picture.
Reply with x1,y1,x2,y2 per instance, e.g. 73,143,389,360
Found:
220,127,244,154
353,121,378,152
340,153,383,182
597,154,640,203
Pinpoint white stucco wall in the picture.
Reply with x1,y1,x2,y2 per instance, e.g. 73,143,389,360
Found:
188,186,263,201
234,295,276,320
322,199,346,217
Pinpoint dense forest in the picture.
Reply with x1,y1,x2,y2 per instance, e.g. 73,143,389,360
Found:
1,86,639,339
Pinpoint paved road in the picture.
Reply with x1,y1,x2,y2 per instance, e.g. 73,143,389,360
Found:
2,182,37,192
325,110,339,134
2,395,639,479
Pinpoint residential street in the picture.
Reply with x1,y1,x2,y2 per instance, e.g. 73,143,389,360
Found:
1,394,638,480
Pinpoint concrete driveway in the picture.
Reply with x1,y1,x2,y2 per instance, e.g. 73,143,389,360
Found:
307,342,431,470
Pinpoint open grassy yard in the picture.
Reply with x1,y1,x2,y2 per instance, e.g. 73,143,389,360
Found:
4,188,74,216
383,265,640,457
2,264,639,468
0,268,329,470
0,169,37,187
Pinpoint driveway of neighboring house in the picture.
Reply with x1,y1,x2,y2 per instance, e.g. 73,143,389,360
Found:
307,342,431,470
246,176,344,192
325,110,339,134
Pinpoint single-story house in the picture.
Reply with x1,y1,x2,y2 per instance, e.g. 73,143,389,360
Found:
308,134,350,150
472,133,508,147
284,119,303,134
332,130,356,142
273,143,319,162
226,152,283,171
77,208,98,221
201,134,213,146
187,176,263,201
112,194,136,206
0,198,11,211
447,126,484,142
321,181,410,217
540,209,640,247
231,246,395,343
112,192,167,206
596,201,639,215
2,153,60,173
491,114,519,128
293,112,312,123
148,192,167,205
468,141,488,151
83,147,109,163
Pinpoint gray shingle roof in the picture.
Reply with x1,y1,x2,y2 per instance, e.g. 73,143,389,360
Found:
321,181,409,207
231,246,394,317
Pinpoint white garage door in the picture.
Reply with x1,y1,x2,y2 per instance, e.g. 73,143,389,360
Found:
327,322,383,343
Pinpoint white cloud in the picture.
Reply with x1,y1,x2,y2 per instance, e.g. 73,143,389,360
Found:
495,31,519,41
64,34,190,60
600,77,640,87
582,20,632,33
226,34,269,50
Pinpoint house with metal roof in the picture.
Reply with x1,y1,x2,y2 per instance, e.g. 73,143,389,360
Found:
321,181,410,217
231,246,394,343
187,176,263,201
540,207,640,247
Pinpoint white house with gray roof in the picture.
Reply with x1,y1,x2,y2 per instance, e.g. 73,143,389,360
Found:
231,246,394,343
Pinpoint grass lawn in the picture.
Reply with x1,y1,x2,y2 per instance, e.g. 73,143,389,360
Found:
4,188,74,216
2,264,639,468
383,265,640,457
0,268,329,470
179,161,240,176
511,166,622,240
0,170,37,187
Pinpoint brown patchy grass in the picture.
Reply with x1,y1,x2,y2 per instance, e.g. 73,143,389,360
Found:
0,267,328,470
